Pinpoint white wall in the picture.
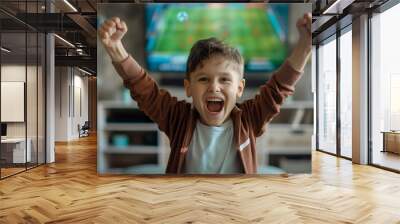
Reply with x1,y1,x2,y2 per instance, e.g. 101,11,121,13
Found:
55,67,69,141
55,67,89,141
1,64,46,164
1,66,25,129
72,72,89,138
1,65,34,137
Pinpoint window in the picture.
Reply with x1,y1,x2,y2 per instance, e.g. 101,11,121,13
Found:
339,28,352,158
317,36,337,154
0,1,47,179
371,2,400,171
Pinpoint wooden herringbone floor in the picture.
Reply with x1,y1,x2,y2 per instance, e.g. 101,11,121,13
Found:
0,134,400,224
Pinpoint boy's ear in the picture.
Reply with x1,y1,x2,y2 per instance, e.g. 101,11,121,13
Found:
237,78,245,98
184,79,192,97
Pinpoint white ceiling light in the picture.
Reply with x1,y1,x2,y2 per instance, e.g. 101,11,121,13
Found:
63,0,78,12
54,34,75,48
1,47,11,53
78,67,92,76
76,48,86,55
323,0,355,15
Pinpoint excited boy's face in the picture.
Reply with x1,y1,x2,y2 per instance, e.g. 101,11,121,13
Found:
184,55,245,126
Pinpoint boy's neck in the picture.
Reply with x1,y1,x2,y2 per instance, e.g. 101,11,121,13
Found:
199,117,232,127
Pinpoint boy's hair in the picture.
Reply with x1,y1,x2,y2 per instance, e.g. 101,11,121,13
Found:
186,37,244,80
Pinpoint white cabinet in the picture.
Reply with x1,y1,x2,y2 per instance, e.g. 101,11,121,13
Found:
256,100,313,173
1,138,32,163
97,98,313,174
98,101,167,174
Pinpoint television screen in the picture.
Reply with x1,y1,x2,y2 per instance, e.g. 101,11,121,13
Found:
145,3,289,73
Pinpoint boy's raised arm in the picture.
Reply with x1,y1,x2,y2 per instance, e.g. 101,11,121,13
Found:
240,13,312,136
98,17,190,137
273,12,312,89
98,17,129,64
287,13,312,74
98,17,141,79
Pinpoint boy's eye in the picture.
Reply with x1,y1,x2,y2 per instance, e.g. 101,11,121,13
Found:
221,77,232,83
198,77,208,82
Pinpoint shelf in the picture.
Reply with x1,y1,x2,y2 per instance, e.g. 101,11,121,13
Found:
100,101,139,109
98,98,313,174
281,100,313,109
104,123,158,131
266,124,313,129
98,102,165,174
104,146,159,154
104,165,165,174
266,147,311,155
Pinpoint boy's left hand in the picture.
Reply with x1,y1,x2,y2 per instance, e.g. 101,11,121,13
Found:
287,12,312,72
296,12,312,51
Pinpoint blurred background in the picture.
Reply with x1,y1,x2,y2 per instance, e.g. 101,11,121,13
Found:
97,3,312,174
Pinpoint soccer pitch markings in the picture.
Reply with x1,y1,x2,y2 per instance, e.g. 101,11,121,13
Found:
150,7,286,64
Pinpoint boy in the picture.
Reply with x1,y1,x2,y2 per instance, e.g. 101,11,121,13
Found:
98,13,311,174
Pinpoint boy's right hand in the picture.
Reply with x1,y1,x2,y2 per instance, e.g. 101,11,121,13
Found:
98,17,129,63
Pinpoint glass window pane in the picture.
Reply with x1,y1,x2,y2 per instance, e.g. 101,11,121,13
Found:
318,37,337,154
38,32,45,165
371,3,400,171
1,30,27,177
340,29,352,158
1,1,46,179
27,31,38,169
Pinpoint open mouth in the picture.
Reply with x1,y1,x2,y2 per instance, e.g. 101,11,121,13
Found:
206,98,224,113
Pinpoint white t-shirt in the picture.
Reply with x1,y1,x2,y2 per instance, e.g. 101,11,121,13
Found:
184,119,242,174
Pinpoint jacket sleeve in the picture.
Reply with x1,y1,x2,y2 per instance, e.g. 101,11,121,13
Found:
239,60,302,137
112,55,191,138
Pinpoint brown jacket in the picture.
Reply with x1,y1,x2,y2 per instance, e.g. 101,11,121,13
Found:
113,56,302,174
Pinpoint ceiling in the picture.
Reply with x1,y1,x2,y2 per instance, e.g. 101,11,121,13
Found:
310,0,391,43
0,0,97,74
